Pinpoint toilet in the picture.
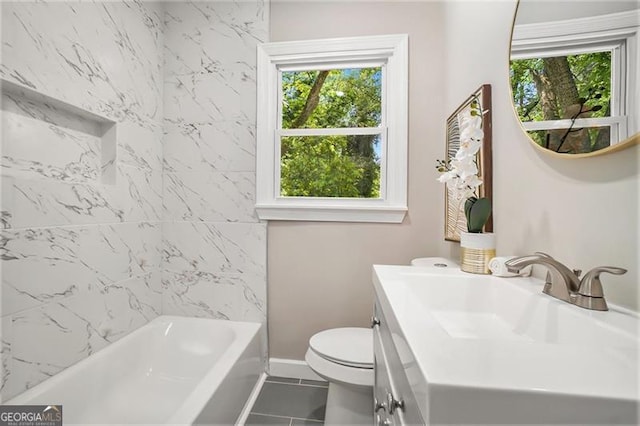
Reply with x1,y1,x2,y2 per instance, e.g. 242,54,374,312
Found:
305,327,373,425
305,258,456,425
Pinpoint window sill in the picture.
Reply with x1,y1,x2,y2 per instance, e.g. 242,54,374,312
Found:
255,203,407,223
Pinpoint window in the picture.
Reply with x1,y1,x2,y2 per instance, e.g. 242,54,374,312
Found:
256,35,408,222
510,11,638,154
279,67,382,199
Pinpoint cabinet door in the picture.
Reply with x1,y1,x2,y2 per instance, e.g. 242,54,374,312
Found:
374,324,399,426
374,301,425,426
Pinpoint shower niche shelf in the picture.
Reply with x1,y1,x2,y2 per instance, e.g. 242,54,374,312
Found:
1,78,117,185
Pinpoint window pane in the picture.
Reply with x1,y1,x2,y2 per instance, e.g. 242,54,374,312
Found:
280,135,381,198
281,67,382,129
527,126,611,154
510,52,611,123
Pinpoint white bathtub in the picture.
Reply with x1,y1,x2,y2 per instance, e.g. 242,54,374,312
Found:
6,316,263,425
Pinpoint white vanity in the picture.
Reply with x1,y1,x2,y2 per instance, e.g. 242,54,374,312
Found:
372,265,639,425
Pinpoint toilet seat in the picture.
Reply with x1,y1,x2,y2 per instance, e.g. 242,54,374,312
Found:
305,349,373,387
309,327,373,369
306,327,374,387
306,327,374,423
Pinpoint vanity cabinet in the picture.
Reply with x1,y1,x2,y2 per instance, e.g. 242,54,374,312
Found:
372,264,639,425
372,301,425,426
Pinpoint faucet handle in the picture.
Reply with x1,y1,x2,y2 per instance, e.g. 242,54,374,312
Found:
575,266,627,311
578,267,627,297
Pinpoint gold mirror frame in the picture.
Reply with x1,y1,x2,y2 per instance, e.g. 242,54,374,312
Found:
508,0,640,158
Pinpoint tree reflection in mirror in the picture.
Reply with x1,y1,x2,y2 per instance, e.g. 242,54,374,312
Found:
510,51,613,154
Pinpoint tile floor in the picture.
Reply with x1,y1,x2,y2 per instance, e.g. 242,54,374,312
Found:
245,376,329,425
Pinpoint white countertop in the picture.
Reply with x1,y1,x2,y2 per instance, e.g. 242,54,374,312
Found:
373,264,639,424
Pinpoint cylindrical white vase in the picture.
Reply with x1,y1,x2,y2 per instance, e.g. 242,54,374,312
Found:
460,232,496,274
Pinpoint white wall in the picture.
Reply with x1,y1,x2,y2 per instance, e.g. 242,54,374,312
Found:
269,0,639,361
516,0,638,24
442,0,639,310
268,0,447,360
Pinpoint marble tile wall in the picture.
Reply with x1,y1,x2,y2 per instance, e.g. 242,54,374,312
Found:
1,0,269,402
0,2,164,401
162,1,268,325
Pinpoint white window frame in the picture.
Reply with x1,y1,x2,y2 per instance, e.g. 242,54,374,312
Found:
511,10,639,146
255,34,408,223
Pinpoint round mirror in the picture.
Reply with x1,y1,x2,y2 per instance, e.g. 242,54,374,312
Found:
509,0,639,156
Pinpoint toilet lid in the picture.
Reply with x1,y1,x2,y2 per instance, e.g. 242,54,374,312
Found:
309,327,373,368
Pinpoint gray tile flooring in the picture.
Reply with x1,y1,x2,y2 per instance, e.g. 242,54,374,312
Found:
246,376,329,425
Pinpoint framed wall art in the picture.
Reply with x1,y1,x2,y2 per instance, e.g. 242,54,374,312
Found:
444,84,493,242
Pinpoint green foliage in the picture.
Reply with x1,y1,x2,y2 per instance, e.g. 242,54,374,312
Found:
510,52,611,151
510,52,611,122
281,136,371,197
282,68,381,129
279,68,382,198
464,197,491,233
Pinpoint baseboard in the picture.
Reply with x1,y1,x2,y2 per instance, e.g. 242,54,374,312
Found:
236,372,267,425
268,357,325,381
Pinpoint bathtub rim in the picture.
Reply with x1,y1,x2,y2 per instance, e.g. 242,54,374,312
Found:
6,315,263,425
168,317,262,425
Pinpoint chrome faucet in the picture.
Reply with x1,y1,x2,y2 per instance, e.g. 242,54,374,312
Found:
504,252,626,311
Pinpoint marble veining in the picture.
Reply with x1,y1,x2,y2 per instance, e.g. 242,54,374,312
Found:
163,120,256,174
162,270,264,323
9,302,111,397
163,222,266,276
2,222,161,316
119,164,163,223
1,82,107,137
1,0,165,401
1,176,124,229
161,0,267,328
1,0,269,401
1,162,162,230
162,0,266,173
161,221,266,325
2,270,161,400
0,320,11,398
2,106,103,184
1,2,164,124
117,118,163,172
164,171,257,222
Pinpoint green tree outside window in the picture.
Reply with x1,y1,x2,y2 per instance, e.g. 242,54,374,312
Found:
280,67,382,198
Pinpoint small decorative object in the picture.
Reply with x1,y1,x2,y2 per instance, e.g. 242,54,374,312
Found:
437,85,494,274
459,232,496,274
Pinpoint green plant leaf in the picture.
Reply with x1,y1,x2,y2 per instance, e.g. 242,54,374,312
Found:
467,197,491,233
464,197,477,226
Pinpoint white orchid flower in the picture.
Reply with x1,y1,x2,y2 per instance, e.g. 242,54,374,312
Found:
457,108,473,122
460,126,483,142
458,113,481,131
457,138,481,156
451,158,477,179
437,170,457,184
463,174,482,190
436,98,486,211
453,183,476,200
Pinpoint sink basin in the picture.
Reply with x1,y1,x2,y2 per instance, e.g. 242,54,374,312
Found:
373,265,639,425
